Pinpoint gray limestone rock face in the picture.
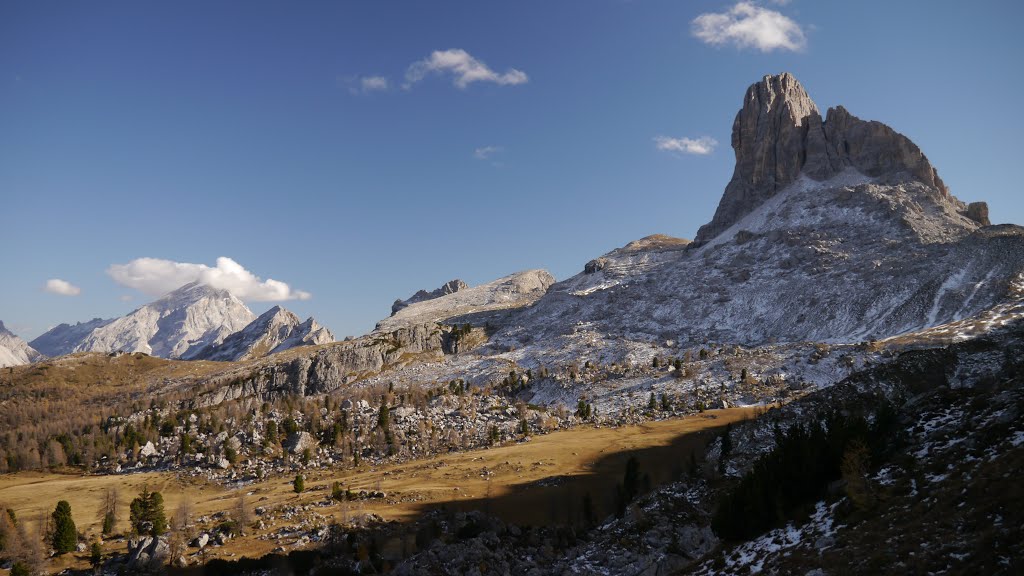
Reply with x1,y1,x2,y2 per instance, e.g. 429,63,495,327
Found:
696,73,821,244
392,279,469,315
695,73,959,245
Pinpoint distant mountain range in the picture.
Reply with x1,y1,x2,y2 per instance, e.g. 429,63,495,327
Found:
0,282,334,366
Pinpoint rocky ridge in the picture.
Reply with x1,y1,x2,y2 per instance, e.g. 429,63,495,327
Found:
28,317,113,357
191,305,335,362
392,279,469,315
375,269,556,333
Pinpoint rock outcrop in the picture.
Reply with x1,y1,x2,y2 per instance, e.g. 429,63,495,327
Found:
967,201,991,226
188,323,452,407
695,73,955,244
0,321,43,368
392,279,469,315
284,431,319,455
191,305,334,361
127,535,171,568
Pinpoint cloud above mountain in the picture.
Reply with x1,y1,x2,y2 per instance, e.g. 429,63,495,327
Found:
654,135,718,155
405,49,528,89
44,278,81,296
107,257,311,301
692,2,806,52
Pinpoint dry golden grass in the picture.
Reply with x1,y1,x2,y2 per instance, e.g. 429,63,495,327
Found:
0,407,758,571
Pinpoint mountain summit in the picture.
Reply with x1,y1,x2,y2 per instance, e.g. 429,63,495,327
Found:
192,305,334,361
695,73,980,244
64,282,256,359
482,73,1024,347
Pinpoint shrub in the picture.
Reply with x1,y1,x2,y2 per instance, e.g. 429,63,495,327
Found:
293,474,305,494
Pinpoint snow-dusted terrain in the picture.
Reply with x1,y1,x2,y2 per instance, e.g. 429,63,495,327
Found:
0,321,42,367
192,305,334,361
177,75,1024,427
375,269,555,333
29,317,113,357
68,282,256,359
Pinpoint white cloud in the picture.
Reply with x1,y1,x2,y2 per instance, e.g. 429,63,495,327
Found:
692,2,806,52
654,135,718,156
473,145,502,160
44,278,81,296
405,49,528,89
118,294,134,302
107,257,311,302
358,75,389,93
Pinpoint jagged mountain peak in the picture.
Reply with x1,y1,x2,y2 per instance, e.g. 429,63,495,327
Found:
694,72,974,245
191,305,334,362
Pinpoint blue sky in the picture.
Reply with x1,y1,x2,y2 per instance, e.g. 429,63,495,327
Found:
2,1,1023,340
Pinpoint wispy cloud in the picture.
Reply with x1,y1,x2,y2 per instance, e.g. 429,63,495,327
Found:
654,135,718,156
107,257,311,301
473,145,503,160
405,49,528,89
692,2,806,52
354,75,389,94
44,278,81,296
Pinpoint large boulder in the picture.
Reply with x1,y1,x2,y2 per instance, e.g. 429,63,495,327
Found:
284,431,319,455
127,535,171,568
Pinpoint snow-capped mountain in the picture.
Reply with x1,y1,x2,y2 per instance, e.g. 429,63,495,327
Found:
488,73,1024,348
0,321,43,368
191,305,334,361
70,282,256,359
29,317,113,358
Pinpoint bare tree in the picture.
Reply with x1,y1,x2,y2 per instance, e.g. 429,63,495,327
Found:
172,499,192,532
234,493,250,532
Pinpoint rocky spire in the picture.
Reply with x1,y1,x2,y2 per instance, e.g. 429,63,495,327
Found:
694,73,958,244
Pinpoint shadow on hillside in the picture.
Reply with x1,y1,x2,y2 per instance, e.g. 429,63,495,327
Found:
409,413,735,527
163,412,747,575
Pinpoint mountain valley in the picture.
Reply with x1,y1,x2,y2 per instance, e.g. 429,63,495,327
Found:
1,72,1022,575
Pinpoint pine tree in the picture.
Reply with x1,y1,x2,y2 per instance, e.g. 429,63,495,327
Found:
293,474,305,493
51,500,77,554
129,487,167,536
718,424,733,474
377,400,390,430
623,456,640,503
90,541,103,568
